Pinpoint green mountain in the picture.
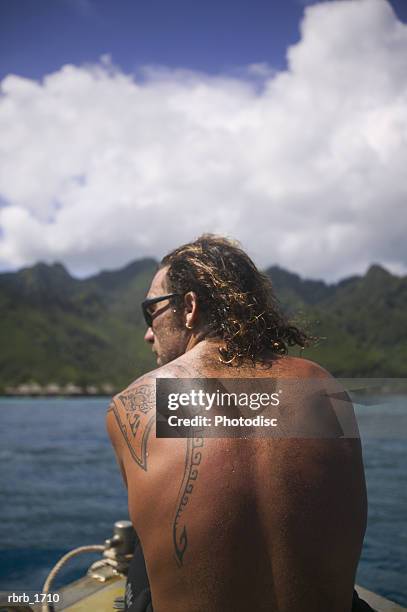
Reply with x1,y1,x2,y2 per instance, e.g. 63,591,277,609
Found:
0,259,406,393
0,259,157,392
267,263,407,377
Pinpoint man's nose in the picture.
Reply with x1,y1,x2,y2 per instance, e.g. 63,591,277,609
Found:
144,327,154,343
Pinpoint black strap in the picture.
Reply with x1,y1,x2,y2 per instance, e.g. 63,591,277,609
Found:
125,541,153,612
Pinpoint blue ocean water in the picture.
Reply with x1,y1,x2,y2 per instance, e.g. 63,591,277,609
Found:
0,397,406,606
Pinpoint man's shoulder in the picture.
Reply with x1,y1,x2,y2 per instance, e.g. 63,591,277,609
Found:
107,360,196,471
109,358,193,418
108,373,159,472
275,355,335,380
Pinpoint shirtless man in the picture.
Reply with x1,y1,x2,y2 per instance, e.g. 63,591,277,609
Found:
107,235,369,612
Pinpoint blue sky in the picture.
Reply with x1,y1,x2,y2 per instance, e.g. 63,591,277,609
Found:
1,0,407,280
2,0,406,81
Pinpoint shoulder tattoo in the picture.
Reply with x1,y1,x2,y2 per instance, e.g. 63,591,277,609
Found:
111,384,155,471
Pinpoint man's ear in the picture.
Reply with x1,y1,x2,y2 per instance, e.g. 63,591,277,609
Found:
184,291,198,329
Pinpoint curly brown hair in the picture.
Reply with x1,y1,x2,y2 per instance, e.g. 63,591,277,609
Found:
161,234,309,364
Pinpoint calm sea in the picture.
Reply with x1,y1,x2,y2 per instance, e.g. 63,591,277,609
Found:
0,397,406,606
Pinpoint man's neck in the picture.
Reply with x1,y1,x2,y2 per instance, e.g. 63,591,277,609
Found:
185,331,221,354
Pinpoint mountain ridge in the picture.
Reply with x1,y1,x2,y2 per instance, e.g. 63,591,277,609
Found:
0,259,405,392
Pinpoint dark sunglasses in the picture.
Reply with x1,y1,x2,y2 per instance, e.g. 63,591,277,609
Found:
141,293,182,327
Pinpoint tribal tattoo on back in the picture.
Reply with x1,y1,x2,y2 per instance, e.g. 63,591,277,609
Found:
172,425,205,567
111,384,155,471
111,364,206,565
168,364,206,566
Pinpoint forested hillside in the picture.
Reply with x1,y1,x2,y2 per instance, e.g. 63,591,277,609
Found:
1,259,405,393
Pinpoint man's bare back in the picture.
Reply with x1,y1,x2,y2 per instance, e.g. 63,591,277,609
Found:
107,341,367,612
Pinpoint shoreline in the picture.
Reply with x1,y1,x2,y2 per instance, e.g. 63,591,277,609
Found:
0,392,115,398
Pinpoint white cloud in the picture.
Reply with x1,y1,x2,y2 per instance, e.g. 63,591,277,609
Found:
1,0,407,280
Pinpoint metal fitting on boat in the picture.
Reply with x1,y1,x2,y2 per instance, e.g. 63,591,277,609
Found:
105,520,136,556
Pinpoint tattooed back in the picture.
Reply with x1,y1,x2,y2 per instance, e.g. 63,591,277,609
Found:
107,342,367,612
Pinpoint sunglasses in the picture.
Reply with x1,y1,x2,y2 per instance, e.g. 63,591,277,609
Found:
141,293,182,327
